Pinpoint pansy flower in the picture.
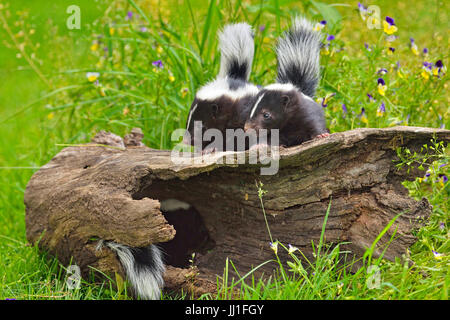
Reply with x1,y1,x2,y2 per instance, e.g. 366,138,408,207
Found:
409,38,419,55
358,3,368,21
376,102,386,117
270,241,278,255
316,92,336,108
314,20,327,31
423,47,429,57
377,68,388,75
326,34,335,41
152,60,164,71
377,78,387,96
432,60,446,77
342,104,348,114
86,72,100,82
387,47,395,55
432,250,443,260
367,93,376,102
288,244,299,254
383,16,397,35
360,107,369,124
421,61,433,79
364,43,372,52
126,11,133,20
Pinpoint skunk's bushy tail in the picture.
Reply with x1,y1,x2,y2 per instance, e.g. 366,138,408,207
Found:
105,242,164,300
218,23,255,81
276,17,322,97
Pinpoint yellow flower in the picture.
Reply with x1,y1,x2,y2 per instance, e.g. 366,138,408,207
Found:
86,72,99,82
109,27,115,36
90,42,99,51
47,112,54,120
421,69,430,80
262,37,271,44
383,19,397,35
411,43,419,55
168,74,175,82
361,115,369,124
156,46,163,54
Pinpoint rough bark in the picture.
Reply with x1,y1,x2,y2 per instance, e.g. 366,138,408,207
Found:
24,126,449,297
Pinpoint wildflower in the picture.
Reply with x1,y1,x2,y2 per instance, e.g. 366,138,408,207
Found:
342,104,348,116
181,87,188,98
439,163,447,169
126,11,133,20
326,34,335,41
424,171,431,182
90,41,99,51
259,25,266,32
156,46,163,54
439,222,445,230
443,175,448,184
263,37,271,44
47,112,54,120
168,73,175,82
432,250,443,260
321,44,330,55
86,72,100,82
383,16,397,35
364,43,372,51
316,92,335,108
421,61,433,79
360,107,369,124
377,78,387,96
358,3,368,21
152,59,164,70
288,244,299,254
314,20,327,31
387,47,395,55
385,35,398,43
270,241,278,255
376,102,386,117
432,60,446,77
377,68,388,75
422,47,429,57
140,26,148,32
109,27,115,36
367,93,376,102
409,38,419,55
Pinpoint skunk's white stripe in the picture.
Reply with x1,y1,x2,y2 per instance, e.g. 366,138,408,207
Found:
249,93,266,119
301,92,315,103
160,199,191,212
105,242,164,300
186,103,198,131
195,78,259,101
264,83,296,92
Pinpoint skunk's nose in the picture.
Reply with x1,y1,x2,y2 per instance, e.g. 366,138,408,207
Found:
244,122,252,132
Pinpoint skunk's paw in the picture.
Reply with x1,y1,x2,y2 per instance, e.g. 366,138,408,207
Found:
315,133,330,139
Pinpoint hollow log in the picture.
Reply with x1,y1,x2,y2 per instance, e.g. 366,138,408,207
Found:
24,126,449,297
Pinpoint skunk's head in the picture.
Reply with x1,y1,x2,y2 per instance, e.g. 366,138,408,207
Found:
183,78,259,147
244,83,304,132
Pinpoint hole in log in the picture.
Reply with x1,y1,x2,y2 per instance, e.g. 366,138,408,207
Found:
157,199,214,268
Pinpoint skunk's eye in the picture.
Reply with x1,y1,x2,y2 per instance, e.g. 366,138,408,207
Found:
263,112,271,119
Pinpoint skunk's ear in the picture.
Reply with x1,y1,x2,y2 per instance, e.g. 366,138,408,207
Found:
281,95,290,108
211,104,219,118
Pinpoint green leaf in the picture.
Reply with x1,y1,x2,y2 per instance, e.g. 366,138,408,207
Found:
310,0,342,28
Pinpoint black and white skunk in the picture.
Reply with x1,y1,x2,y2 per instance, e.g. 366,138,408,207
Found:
244,17,329,147
183,23,260,150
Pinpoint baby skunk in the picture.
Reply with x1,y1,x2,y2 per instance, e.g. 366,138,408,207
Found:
183,23,260,151
244,17,329,147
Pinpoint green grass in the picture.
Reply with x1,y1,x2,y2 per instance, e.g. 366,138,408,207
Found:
0,0,448,300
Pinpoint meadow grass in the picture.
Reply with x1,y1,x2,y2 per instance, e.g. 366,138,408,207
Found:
0,0,448,300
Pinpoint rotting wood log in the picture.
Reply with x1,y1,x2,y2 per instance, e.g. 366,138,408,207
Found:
24,126,449,297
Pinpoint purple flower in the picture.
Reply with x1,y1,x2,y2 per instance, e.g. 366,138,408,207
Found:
320,20,327,25
443,175,448,184
377,68,388,75
423,61,433,70
385,16,395,26
140,26,148,32
435,60,444,69
259,25,266,32
385,35,398,42
377,78,385,86
439,222,445,230
379,102,385,112
410,37,415,44
364,43,371,51
367,93,376,102
388,47,395,53
342,104,348,113
439,163,447,168
423,48,429,54
152,60,163,68
126,11,133,20
327,34,335,41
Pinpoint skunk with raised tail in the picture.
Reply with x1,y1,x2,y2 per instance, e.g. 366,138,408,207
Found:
183,23,260,150
244,17,329,147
